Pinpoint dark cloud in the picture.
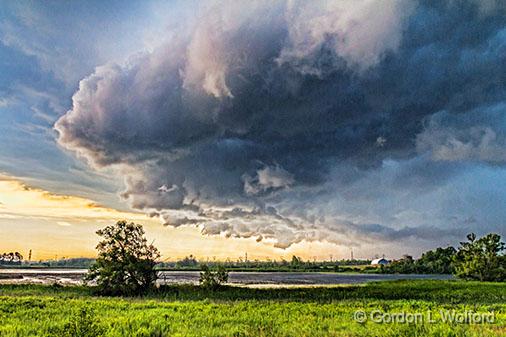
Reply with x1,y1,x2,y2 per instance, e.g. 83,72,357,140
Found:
55,0,506,251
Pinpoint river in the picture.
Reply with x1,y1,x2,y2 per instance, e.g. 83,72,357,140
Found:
0,269,452,286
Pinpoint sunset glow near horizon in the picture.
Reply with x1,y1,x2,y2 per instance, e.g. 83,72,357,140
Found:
1,1,505,261
0,174,353,261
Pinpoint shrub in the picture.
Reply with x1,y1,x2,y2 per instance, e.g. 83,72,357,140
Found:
199,264,229,290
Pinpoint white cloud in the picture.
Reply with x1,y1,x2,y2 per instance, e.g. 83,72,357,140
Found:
0,97,11,107
57,221,72,227
277,0,416,74
417,105,506,164
243,165,295,195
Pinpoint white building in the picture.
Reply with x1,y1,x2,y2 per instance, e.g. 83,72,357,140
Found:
371,258,390,265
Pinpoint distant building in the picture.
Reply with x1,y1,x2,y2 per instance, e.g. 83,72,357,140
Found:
371,258,390,266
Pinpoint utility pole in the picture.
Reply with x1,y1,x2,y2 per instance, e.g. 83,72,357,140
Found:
28,249,32,262
350,248,354,261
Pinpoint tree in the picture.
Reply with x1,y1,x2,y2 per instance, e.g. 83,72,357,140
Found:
384,255,416,274
176,255,198,268
416,246,456,274
85,220,160,295
199,264,229,290
290,255,302,268
453,233,506,281
14,252,23,261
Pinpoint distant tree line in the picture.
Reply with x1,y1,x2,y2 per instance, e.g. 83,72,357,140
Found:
381,233,505,282
380,247,456,274
0,252,23,265
157,255,370,272
1,256,96,268
49,258,96,268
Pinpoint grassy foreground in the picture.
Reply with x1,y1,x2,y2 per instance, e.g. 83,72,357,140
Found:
0,280,505,336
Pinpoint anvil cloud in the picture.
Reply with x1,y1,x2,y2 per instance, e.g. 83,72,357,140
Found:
55,0,506,250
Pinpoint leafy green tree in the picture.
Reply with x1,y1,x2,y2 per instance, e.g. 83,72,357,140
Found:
453,233,506,281
85,220,160,295
416,246,456,274
199,264,229,290
384,255,416,274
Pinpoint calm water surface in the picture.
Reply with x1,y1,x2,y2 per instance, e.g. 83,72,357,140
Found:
0,269,452,286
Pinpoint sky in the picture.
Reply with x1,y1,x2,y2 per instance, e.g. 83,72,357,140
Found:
0,0,505,261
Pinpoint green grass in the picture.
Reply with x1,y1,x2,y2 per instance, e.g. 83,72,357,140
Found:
0,280,504,336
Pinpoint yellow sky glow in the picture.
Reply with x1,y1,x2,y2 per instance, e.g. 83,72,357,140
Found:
0,175,349,261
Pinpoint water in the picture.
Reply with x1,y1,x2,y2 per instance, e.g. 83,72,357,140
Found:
0,269,453,286
0,269,87,285
0,269,88,274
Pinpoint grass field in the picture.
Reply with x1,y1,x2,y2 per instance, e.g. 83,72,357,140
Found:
0,280,505,336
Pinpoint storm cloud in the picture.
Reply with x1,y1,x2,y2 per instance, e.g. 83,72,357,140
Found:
55,0,506,251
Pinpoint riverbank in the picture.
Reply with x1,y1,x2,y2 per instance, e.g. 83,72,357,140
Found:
0,280,504,336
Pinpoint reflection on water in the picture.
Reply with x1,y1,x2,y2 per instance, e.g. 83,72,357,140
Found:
0,269,88,274
0,269,453,286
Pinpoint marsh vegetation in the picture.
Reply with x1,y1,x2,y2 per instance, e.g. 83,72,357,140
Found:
0,280,504,336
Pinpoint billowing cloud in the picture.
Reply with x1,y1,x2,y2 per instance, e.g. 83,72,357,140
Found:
55,0,506,251
278,0,415,73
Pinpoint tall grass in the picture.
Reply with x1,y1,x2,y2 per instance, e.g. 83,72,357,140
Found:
0,280,504,336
